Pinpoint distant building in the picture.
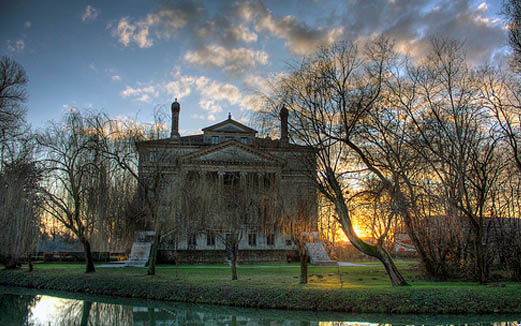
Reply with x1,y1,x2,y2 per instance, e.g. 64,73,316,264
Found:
136,100,316,263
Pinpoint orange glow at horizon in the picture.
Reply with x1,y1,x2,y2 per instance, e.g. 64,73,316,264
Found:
330,223,371,243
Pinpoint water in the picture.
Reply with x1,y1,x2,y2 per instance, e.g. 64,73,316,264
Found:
0,287,520,326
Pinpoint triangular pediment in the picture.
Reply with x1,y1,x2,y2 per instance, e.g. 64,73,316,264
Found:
179,141,283,166
202,118,257,135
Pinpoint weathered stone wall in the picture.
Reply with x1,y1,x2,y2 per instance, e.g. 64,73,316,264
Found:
158,249,299,264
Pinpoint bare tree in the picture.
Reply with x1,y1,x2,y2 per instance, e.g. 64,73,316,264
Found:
0,56,27,149
267,40,408,286
0,57,41,270
386,39,507,283
181,171,271,280
91,108,178,275
479,68,521,173
37,111,103,273
277,191,315,284
503,0,521,72
0,158,41,269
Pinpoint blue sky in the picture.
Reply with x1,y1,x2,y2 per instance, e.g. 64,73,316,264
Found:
1,0,508,135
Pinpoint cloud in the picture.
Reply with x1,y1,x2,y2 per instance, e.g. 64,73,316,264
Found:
334,0,505,64
111,75,121,81
24,21,31,28
184,45,268,72
196,17,257,46
165,68,263,113
112,16,155,48
258,15,344,55
235,1,344,56
192,113,216,121
7,39,25,52
110,4,199,48
121,85,159,102
82,5,99,22
110,1,259,53
165,78,193,100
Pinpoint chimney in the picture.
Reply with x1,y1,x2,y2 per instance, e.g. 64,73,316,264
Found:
280,105,288,146
171,98,180,138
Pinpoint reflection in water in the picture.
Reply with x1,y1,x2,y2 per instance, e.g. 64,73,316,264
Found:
0,292,39,325
0,290,519,326
30,297,133,326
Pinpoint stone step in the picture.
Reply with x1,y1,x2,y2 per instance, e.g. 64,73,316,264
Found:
305,242,336,265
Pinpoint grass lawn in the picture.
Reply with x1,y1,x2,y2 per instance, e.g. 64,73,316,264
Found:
27,259,422,289
1,260,520,313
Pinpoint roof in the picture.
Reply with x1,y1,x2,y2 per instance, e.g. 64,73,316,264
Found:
137,135,311,151
178,140,285,166
202,116,257,134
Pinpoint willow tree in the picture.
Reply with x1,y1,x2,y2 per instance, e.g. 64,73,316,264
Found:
268,40,408,286
38,111,102,273
90,108,178,276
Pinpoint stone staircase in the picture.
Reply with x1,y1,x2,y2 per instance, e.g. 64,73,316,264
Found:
123,231,155,267
306,242,337,266
124,242,153,267
97,231,154,268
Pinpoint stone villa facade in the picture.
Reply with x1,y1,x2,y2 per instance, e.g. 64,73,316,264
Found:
136,100,316,263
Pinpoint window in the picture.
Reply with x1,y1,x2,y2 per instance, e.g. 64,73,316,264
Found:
188,234,197,247
149,151,157,162
225,233,233,244
223,172,239,186
248,233,257,246
211,136,219,144
224,136,233,142
240,137,248,144
206,232,215,246
267,234,275,246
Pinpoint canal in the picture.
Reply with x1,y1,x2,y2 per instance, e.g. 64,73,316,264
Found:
1,287,520,326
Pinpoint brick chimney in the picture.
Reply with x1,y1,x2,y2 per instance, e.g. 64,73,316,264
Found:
280,105,288,146
171,98,180,138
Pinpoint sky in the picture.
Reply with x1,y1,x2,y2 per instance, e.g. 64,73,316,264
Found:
1,0,510,135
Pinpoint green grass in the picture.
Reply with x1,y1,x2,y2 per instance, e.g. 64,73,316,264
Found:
1,260,520,313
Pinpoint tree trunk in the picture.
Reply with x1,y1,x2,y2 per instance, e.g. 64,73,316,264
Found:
80,301,92,326
4,255,17,270
474,237,488,284
81,238,96,273
375,244,408,285
335,199,408,286
299,253,308,284
231,243,238,280
147,306,156,326
28,253,33,272
147,232,160,276
175,251,179,279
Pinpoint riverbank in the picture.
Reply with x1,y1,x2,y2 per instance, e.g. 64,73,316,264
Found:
1,263,520,313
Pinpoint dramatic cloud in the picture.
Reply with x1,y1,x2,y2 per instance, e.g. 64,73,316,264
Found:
110,4,200,48
116,0,507,115
121,85,159,102
82,5,99,22
184,45,268,72
235,1,344,56
195,17,257,46
336,0,505,64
